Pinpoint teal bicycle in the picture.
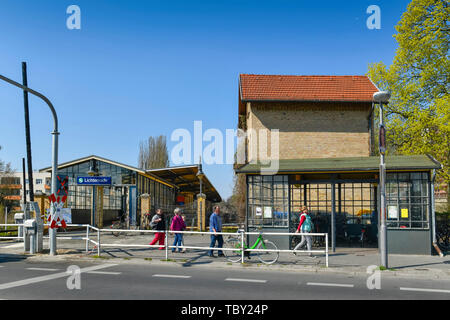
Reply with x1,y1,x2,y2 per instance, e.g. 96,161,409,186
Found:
224,230,279,264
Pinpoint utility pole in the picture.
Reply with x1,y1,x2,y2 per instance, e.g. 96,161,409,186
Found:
22,62,34,202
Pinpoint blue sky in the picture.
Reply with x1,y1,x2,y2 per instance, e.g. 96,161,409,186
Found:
0,0,411,200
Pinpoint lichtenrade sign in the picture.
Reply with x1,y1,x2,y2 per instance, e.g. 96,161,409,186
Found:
77,176,112,186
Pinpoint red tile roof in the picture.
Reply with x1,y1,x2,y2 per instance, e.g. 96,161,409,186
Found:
239,74,378,102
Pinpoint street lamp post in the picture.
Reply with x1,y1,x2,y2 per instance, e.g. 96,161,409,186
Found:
373,91,390,269
0,73,59,256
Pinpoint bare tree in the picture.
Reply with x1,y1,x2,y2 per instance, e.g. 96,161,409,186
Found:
0,146,15,208
138,135,170,169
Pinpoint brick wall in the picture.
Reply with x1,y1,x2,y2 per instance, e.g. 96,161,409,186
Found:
246,101,372,162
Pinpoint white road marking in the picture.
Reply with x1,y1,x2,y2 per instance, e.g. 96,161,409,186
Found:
307,282,354,288
86,271,122,275
400,287,450,294
152,274,191,279
225,278,267,283
2,243,23,249
0,264,118,290
26,268,60,272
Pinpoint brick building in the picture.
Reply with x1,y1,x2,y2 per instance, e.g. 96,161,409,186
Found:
235,74,442,255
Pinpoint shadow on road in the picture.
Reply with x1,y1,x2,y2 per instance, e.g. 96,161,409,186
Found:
0,253,28,264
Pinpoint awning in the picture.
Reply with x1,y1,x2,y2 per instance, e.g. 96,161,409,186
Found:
146,165,222,202
235,155,442,174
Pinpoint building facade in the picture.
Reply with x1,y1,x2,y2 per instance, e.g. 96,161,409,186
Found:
39,155,221,229
236,74,442,255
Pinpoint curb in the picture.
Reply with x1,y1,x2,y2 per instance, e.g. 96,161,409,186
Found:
20,252,450,281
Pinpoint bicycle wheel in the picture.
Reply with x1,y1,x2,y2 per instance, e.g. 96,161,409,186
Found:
223,236,242,263
111,221,121,237
256,240,279,265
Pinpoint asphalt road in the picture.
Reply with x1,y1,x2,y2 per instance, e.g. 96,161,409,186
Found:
0,257,449,301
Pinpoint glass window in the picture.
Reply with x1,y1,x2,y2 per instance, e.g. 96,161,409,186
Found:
247,175,289,228
386,171,429,229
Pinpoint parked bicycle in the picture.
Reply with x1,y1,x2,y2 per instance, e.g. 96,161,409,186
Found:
223,229,279,264
110,214,129,237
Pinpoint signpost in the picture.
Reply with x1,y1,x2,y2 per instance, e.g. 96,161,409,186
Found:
77,176,110,227
76,176,112,186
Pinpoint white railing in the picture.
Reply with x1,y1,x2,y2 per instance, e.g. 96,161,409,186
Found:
0,224,24,240
27,224,329,267
84,227,329,267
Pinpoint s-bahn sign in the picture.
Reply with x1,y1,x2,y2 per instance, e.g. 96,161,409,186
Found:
76,176,112,186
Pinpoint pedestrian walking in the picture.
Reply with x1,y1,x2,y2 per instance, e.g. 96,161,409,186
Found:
170,208,186,253
293,207,315,257
208,205,224,257
149,208,166,250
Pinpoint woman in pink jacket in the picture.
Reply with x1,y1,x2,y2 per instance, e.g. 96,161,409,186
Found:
170,208,186,253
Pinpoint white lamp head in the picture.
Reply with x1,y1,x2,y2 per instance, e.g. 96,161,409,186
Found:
373,91,391,104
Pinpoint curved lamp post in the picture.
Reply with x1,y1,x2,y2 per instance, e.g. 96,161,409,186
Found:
373,91,390,268
0,73,59,256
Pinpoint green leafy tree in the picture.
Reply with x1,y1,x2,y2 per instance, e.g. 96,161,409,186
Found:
367,0,449,209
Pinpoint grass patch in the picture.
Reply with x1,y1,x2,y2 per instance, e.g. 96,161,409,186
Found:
378,266,396,271
123,257,131,260
144,258,152,261
227,262,233,266
92,255,109,259
161,258,176,262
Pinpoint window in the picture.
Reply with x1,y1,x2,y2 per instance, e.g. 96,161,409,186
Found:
247,175,289,228
36,179,43,184
386,172,429,229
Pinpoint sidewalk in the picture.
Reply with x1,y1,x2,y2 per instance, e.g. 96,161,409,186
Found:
1,231,449,280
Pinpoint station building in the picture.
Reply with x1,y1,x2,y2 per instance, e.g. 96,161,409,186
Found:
235,74,442,255
39,155,221,229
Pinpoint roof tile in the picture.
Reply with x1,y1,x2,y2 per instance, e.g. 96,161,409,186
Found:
240,74,378,102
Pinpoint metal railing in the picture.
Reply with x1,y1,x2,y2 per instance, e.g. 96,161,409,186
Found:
0,223,24,240
83,227,329,267
13,224,329,267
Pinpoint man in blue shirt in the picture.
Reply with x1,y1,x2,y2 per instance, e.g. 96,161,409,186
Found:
208,205,224,257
